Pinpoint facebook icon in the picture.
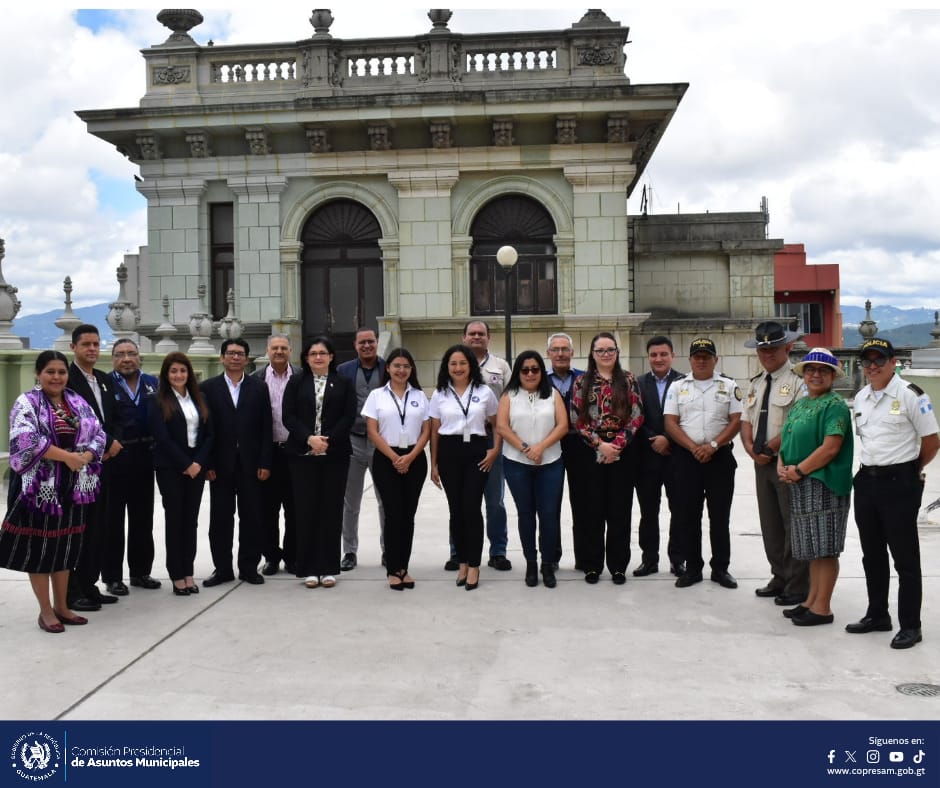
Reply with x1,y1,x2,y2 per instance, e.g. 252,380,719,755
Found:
828,750,836,764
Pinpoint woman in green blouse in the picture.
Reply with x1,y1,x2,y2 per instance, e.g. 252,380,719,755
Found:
777,348,853,626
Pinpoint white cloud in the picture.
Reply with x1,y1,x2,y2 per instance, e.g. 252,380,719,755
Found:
2,4,939,320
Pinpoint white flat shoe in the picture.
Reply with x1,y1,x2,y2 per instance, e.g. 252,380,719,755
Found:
304,575,320,588
321,575,336,588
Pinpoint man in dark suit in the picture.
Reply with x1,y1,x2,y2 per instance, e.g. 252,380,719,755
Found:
633,335,685,577
67,323,122,611
200,338,273,586
252,334,301,576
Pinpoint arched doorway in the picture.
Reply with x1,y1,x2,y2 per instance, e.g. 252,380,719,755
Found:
469,195,557,316
300,200,383,362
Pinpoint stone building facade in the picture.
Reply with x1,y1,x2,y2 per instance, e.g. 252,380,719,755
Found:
78,8,781,380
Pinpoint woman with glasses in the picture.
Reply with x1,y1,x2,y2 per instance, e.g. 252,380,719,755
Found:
777,348,853,626
429,345,500,591
361,348,430,590
496,351,568,588
570,332,644,584
282,336,356,590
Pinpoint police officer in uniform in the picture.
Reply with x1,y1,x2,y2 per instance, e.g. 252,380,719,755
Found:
103,339,161,595
741,321,809,606
847,337,939,649
664,338,742,589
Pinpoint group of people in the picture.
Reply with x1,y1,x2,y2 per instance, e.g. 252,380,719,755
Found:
0,319,935,650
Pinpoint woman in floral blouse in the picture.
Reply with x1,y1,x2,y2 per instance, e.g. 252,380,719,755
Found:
571,332,644,585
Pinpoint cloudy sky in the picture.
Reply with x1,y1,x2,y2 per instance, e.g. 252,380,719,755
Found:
2,2,938,317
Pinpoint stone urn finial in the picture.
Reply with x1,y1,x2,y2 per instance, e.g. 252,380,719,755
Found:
858,298,878,343
0,237,24,349
54,276,83,351
156,9,204,46
154,294,180,353
428,9,453,31
309,9,334,37
187,283,216,355
106,262,140,339
217,288,244,341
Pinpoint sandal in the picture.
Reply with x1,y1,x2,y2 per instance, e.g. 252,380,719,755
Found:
388,572,404,591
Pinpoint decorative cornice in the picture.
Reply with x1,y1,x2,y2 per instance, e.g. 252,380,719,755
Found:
227,175,289,198
152,65,191,85
387,169,459,197
563,163,633,192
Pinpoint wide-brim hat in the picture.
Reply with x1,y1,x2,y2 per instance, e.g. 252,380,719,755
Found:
860,337,895,359
793,347,843,377
744,320,801,348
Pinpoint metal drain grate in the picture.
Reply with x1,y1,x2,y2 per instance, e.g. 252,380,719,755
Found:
896,683,940,697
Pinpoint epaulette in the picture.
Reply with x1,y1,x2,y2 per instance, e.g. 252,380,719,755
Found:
749,371,763,382
907,382,925,396
720,373,736,381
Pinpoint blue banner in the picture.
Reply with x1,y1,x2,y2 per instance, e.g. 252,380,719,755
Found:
1,721,934,787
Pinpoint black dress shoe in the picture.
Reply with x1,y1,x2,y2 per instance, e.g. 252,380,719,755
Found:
670,562,686,577
845,616,893,634
487,555,512,571
203,571,235,587
69,597,101,612
755,583,784,598
782,604,809,619
238,572,265,585
774,592,805,606
792,610,834,626
710,570,738,589
186,583,199,594
172,585,190,596
130,575,162,589
88,588,118,604
890,628,923,649
106,581,129,596
284,561,296,575
584,570,600,584
633,562,659,577
541,563,557,589
612,571,627,585
340,553,357,572
444,558,460,571
261,561,279,576
675,571,703,588
525,561,538,587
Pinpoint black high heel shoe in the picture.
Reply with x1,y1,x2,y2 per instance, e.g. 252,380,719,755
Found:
465,568,479,591
173,585,190,596
388,572,405,591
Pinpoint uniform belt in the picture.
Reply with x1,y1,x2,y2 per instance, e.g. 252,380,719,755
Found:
858,459,919,478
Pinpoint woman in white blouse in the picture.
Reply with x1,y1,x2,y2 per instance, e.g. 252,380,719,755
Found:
429,344,500,591
496,350,569,588
362,348,430,590
148,352,213,596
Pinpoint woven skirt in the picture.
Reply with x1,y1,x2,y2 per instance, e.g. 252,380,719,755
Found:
0,475,86,574
789,476,849,560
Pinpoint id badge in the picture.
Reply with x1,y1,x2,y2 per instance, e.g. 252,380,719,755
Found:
463,425,472,443
398,429,408,449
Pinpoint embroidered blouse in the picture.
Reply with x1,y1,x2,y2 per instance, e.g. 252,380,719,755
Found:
571,372,644,451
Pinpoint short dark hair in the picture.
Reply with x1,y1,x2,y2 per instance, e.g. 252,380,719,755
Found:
646,335,674,352
111,338,139,354
302,336,338,374
462,320,490,337
34,350,69,375
220,338,250,357
71,324,99,344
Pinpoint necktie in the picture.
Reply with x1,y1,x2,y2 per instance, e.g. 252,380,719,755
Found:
753,373,772,454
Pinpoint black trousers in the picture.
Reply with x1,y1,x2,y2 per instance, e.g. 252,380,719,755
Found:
671,445,736,575
634,447,683,567
853,464,924,630
69,463,110,599
261,443,296,567
208,461,264,577
371,447,427,574
575,444,634,575
103,444,155,581
290,455,349,577
156,465,205,581
437,435,488,568
557,433,594,566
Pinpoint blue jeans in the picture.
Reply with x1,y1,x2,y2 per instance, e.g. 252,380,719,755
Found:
503,457,564,563
484,451,508,556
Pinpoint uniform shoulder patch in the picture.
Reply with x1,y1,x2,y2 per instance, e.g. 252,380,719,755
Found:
907,382,925,396
734,387,743,400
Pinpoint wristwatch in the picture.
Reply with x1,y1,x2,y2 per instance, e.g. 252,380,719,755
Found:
709,440,719,450
794,465,806,478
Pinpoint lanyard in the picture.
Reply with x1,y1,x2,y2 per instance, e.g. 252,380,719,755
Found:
387,385,411,427
448,384,474,421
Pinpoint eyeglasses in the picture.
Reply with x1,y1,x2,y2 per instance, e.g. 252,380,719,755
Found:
593,348,618,356
224,351,247,358
389,363,412,371
860,356,889,369
520,367,541,375
307,351,330,357
802,365,832,376
548,347,572,354
113,351,139,359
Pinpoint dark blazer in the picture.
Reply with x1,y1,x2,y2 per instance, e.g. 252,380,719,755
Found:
68,362,119,451
199,373,273,475
336,357,386,386
282,371,356,458
147,394,214,473
637,368,685,446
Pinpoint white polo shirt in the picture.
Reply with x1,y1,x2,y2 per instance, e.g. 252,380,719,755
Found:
854,374,939,466
664,372,743,444
429,384,498,436
361,384,429,446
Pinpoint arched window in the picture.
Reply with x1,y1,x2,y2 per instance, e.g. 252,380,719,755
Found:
470,195,557,315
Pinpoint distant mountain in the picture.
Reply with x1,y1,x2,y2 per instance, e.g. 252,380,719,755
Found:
842,305,938,333
13,303,114,350
877,323,938,349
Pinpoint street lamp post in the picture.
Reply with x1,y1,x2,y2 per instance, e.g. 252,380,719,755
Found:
496,245,518,363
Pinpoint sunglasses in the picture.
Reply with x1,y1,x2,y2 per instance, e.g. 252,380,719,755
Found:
860,356,889,368
520,366,541,375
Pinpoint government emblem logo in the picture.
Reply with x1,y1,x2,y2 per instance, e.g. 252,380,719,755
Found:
9,731,60,781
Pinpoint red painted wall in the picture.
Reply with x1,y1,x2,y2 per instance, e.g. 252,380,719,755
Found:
774,244,842,348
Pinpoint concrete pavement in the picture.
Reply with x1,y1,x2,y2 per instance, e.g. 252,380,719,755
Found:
1,435,938,721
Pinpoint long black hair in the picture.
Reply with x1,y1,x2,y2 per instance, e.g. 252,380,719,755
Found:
382,347,421,389
156,352,209,422
435,344,483,392
576,331,630,425
505,350,553,399
34,350,69,375
301,336,338,374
